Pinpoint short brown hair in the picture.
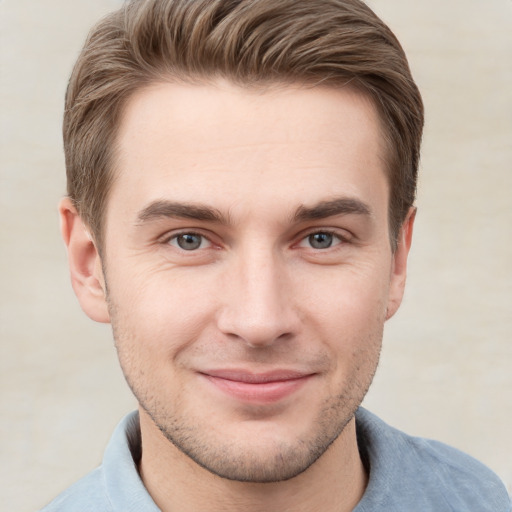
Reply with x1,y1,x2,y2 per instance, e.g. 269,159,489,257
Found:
64,0,423,250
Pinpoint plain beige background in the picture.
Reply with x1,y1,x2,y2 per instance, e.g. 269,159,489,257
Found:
1,1,510,510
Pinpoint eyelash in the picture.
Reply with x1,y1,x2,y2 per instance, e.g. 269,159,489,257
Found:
163,231,214,251
296,229,349,250
161,228,350,252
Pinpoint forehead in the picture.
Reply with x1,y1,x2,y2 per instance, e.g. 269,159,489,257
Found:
109,80,388,222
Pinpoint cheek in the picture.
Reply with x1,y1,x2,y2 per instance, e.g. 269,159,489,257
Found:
302,261,391,330
107,268,216,358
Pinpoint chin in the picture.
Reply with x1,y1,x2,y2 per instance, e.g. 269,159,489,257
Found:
146,398,357,484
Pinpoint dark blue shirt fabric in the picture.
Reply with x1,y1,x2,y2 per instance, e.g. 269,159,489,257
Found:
40,408,511,511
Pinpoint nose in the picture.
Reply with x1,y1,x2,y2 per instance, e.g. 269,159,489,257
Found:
216,247,299,348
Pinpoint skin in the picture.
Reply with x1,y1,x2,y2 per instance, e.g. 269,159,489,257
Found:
61,81,414,512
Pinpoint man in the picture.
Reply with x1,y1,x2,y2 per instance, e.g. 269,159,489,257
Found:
41,0,510,510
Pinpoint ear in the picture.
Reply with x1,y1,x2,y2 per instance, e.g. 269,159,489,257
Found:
386,207,416,320
59,198,110,323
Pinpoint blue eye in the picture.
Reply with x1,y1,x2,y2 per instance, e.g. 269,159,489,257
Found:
308,232,334,249
298,231,344,250
169,233,210,251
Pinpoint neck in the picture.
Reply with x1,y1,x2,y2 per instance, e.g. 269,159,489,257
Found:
138,409,367,512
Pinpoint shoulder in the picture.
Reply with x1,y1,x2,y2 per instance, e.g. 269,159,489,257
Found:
404,435,510,509
38,467,112,512
355,408,511,512
38,412,159,512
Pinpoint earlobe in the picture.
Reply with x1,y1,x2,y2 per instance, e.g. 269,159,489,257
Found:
386,207,416,320
59,198,110,323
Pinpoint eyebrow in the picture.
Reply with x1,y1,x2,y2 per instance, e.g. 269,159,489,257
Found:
135,196,371,226
292,197,372,222
136,200,229,224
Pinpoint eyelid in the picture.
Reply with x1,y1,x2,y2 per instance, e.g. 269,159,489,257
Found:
157,226,352,252
295,228,352,248
159,229,218,250
172,233,211,250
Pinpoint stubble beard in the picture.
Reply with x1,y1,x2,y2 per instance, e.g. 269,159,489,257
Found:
141,381,371,483
108,298,382,483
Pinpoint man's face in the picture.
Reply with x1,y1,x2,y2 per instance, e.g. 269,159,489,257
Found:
97,81,409,482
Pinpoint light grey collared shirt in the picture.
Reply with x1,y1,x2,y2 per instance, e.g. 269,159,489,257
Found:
40,408,511,511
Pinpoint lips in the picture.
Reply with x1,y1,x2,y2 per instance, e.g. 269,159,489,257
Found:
199,369,314,403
